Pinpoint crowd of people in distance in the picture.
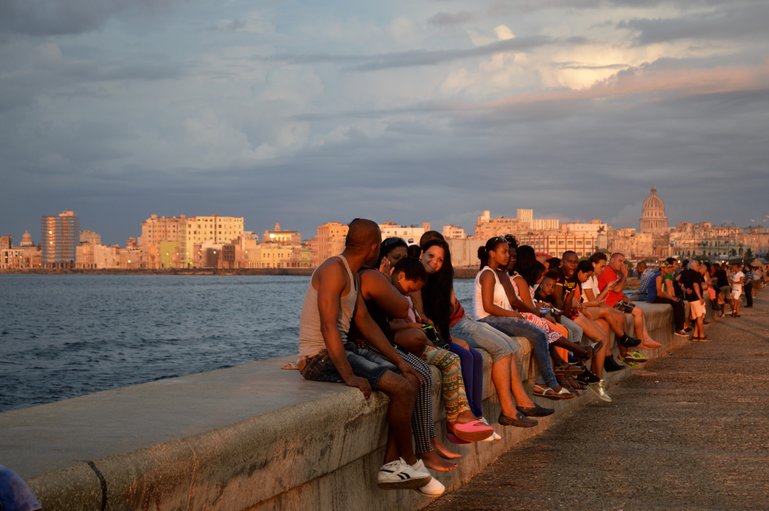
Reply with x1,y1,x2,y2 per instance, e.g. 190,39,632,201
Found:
295,218,761,497
638,257,762,342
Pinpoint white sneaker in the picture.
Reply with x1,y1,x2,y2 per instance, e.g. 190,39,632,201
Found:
377,458,432,490
477,417,497,442
481,431,502,442
411,459,434,479
589,379,612,403
417,477,445,497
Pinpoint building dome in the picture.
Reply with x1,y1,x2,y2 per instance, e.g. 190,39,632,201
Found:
20,230,33,247
640,187,669,234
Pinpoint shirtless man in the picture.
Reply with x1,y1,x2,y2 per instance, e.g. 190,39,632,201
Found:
297,218,431,490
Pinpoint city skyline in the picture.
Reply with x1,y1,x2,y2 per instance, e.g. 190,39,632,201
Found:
2,192,769,248
1,1,768,245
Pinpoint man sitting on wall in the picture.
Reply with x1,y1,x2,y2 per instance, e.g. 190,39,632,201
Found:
296,218,431,490
597,253,662,350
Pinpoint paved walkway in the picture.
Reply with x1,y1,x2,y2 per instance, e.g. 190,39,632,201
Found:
428,291,769,511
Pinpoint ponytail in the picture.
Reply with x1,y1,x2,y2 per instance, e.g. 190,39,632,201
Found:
478,237,507,270
477,246,489,270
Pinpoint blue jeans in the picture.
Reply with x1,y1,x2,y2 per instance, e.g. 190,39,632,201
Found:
300,342,397,390
479,316,558,388
450,316,517,361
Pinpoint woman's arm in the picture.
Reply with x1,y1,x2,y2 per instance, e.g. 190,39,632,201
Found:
581,284,603,307
480,270,523,318
511,275,541,314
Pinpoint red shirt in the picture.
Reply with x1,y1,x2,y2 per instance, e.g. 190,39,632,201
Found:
598,265,625,307
448,299,466,328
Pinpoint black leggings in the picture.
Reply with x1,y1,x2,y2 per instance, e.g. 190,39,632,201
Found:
745,282,753,307
653,297,685,331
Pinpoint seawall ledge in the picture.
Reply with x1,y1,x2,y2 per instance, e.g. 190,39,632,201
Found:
0,302,683,510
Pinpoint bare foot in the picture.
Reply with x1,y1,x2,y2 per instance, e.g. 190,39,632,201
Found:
419,450,459,472
431,436,462,460
640,338,662,349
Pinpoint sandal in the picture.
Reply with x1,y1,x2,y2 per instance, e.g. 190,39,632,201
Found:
624,351,648,362
533,384,574,400
449,420,494,442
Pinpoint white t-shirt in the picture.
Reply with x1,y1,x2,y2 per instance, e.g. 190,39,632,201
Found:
731,271,745,294
581,275,599,303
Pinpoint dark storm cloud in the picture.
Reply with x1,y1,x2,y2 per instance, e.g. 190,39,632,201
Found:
0,51,183,115
0,0,176,37
620,2,769,45
427,11,476,27
266,35,587,71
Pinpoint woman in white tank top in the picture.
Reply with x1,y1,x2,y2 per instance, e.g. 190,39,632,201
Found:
474,237,573,400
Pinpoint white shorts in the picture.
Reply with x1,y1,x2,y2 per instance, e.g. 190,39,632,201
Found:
689,300,706,319
731,290,742,300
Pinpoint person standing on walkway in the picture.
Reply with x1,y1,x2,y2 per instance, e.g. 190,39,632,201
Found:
729,262,745,317
743,264,754,308
296,218,431,491
714,263,731,317
680,260,707,341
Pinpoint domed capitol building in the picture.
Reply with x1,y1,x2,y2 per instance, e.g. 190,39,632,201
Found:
606,186,769,261
639,187,669,235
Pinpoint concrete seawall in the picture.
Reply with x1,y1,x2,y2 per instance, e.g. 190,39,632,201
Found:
1,302,684,510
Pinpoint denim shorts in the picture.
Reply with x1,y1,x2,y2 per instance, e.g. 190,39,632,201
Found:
300,342,398,390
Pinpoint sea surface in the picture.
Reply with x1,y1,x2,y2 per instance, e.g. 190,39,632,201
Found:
0,274,474,412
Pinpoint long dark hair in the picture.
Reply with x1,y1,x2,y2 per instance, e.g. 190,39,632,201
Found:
376,237,407,267
420,239,453,340
477,236,507,270
571,260,594,283
513,245,541,286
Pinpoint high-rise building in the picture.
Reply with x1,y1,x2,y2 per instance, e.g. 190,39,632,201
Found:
180,216,244,267
41,210,79,269
311,222,349,266
139,214,184,247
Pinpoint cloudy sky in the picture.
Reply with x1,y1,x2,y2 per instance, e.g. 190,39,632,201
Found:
1,0,768,244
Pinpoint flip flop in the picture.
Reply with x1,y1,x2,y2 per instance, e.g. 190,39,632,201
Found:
449,420,494,442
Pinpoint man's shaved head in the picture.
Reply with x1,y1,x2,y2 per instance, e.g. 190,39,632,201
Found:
346,218,381,250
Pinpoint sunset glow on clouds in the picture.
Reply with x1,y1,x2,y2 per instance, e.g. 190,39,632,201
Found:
1,0,767,242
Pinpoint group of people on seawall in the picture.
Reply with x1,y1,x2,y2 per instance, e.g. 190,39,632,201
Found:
295,217,700,498
638,257,760,342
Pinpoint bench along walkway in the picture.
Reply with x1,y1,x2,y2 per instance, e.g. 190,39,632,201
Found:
427,292,769,511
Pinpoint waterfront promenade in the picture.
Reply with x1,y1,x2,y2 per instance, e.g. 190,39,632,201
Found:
428,292,769,511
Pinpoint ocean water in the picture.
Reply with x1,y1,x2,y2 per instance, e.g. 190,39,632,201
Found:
0,274,475,411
